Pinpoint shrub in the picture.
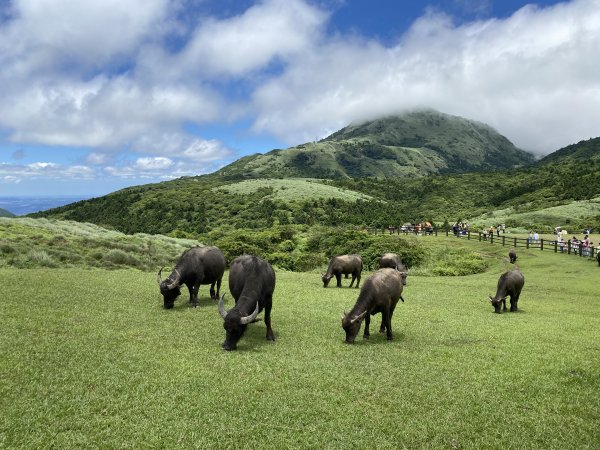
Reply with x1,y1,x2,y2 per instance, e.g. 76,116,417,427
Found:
26,250,57,268
0,243,16,254
103,249,140,267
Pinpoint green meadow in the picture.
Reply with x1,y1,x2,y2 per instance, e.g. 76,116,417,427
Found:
1,236,599,449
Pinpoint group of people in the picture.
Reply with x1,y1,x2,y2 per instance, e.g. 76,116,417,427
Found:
557,234,598,256
481,224,506,239
452,222,469,236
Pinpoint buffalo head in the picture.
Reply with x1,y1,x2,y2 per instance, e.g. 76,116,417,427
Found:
489,295,506,314
157,267,181,309
218,294,260,351
341,310,367,343
321,273,334,288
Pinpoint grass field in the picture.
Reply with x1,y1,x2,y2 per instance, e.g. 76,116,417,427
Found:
1,237,599,449
213,178,374,202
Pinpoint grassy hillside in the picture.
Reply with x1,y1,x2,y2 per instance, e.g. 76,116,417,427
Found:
217,110,534,180
1,238,598,448
0,217,199,270
0,207,15,218
212,178,373,202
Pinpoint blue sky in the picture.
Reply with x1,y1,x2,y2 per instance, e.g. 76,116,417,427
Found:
1,0,599,196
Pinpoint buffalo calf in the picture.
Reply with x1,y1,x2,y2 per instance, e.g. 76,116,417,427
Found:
322,254,363,288
489,269,525,313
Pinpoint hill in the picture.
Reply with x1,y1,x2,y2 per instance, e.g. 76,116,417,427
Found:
0,208,15,218
29,114,600,235
538,137,600,165
217,110,535,179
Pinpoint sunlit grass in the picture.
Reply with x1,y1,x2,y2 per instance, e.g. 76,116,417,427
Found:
1,239,598,448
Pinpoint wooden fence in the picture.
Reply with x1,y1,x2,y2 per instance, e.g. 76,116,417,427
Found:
366,227,598,260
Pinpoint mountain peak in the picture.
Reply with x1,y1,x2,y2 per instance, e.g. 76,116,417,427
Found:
219,109,535,179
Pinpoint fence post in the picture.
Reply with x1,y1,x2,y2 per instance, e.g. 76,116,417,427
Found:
514,238,517,248
468,231,471,240
554,240,557,253
526,238,529,249
502,236,505,246
540,239,544,251
478,233,481,242
567,241,571,254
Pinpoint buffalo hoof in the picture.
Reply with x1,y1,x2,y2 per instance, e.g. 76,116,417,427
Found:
363,334,370,340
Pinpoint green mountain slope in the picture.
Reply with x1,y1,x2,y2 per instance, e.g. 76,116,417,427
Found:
0,208,15,218
29,113,600,235
217,110,535,179
538,137,600,165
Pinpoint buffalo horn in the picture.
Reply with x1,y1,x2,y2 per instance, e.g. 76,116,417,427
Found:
240,302,260,325
166,269,181,290
157,267,164,285
217,294,228,319
350,310,367,324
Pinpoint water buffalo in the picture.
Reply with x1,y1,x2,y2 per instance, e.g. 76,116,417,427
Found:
379,252,408,285
342,268,406,343
218,255,276,351
508,249,517,264
157,246,226,309
322,254,363,288
489,269,525,313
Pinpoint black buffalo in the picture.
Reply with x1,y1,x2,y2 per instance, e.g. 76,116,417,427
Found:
489,269,525,313
322,254,363,288
218,255,276,351
508,249,517,264
157,246,226,309
342,268,406,343
379,252,408,285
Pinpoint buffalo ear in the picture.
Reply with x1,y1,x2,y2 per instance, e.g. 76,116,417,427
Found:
488,296,493,303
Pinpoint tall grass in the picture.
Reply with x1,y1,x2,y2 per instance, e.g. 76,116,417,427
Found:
0,239,598,448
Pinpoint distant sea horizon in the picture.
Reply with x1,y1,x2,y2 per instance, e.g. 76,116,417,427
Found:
0,195,94,216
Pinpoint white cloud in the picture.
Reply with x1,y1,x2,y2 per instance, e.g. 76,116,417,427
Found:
1,0,599,194
179,0,327,77
252,0,600,153
0,161,95,180
134,157,173,170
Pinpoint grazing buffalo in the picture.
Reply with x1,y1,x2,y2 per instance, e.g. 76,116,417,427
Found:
379,252,408,285
218,255,276,351
489,269,525,313
322,254,363,288
342,268,406,343
157,246,226,309
508,249,517,264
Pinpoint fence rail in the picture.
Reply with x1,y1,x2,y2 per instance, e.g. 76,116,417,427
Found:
366,227,598,260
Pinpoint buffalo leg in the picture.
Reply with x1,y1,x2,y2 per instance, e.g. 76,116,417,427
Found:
209,281,216,300
510,293,520,312
382,310,393,340
363,314,371,340
355,272,361,288
336,273,342,288
501,298,507,312
188,281,200,307
215,277,222,300
264,298,275,341
349,274,356,288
